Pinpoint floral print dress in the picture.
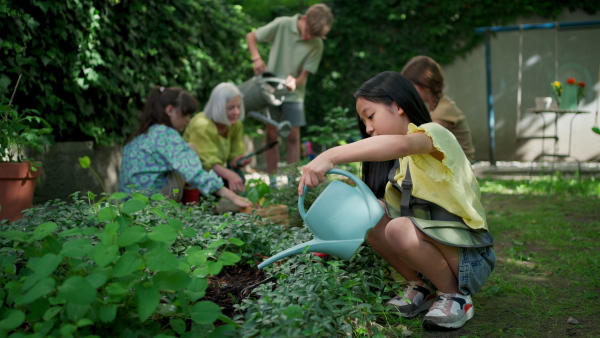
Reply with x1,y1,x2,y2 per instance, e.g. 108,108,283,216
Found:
119,124,223,196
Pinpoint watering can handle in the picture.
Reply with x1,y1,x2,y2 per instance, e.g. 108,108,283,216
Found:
260,77,287,88
298,169,372,220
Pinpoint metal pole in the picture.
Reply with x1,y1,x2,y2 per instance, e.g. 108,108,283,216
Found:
484,31,496,166
474,20,600,34
474,20,600,165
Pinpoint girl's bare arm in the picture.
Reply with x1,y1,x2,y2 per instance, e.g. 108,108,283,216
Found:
298,132,436,194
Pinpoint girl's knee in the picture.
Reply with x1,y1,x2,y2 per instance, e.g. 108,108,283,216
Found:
385,218,418,251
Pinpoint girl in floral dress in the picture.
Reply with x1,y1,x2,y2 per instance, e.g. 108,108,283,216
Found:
118,86,250,209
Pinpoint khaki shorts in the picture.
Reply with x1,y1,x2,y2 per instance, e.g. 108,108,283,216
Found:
267,102,306,127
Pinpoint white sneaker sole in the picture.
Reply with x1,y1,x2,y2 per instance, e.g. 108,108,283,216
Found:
387,298,435,318
423,306,474,329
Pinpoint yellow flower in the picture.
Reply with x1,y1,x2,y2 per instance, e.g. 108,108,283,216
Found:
552,81,561,88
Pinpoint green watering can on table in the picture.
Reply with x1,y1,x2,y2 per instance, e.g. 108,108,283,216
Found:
258,169,385,269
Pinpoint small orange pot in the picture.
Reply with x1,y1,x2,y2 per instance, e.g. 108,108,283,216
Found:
0,162,42,223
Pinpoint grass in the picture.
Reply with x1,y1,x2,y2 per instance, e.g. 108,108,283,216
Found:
384,174,600,337
267,169,600,337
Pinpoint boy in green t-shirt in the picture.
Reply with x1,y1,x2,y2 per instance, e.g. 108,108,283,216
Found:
246,3,334,180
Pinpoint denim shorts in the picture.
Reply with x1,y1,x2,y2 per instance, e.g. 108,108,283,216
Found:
418,246,496,297
418,246,495,297
457,246,496,296
267,102,306,127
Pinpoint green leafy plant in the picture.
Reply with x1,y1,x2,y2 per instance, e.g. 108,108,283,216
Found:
0,99,52,164
1,167,597,337
0,192,248,337
304,106,360,153
243,178,274,208
1,1,255,144
78,156,108,202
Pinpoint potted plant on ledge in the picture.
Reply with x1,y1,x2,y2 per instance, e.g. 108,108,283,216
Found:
0,98,52,223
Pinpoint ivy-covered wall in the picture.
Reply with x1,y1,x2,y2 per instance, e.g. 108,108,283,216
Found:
1,0,254,144
2,0,599,146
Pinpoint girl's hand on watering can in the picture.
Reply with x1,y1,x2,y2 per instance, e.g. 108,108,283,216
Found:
298,156,334,195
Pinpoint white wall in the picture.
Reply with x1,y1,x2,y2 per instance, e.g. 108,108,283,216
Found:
443,10,600,162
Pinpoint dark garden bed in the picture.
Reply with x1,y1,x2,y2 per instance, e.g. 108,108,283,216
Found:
205,264,272,318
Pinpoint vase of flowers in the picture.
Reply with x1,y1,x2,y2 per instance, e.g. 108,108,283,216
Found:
552,78,585,110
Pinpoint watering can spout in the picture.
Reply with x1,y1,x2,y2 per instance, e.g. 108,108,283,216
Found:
257,238,365,269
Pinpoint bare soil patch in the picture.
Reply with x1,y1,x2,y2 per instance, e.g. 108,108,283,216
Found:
205,264,268,319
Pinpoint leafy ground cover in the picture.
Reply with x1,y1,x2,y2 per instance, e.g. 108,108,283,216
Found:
1,171,598,337
211,173,600,337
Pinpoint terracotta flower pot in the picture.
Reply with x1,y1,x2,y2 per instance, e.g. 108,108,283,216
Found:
0,162,42,223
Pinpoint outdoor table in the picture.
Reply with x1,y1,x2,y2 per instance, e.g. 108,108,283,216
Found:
524,108,589,162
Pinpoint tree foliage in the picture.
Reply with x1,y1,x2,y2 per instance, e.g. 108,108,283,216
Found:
305,0,600,127
2,0,599,144
1,0,254,144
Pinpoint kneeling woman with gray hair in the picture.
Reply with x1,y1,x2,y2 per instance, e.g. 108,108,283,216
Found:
183,82,251,194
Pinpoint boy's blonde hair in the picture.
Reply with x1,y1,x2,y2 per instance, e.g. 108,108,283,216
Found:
305,3,333,38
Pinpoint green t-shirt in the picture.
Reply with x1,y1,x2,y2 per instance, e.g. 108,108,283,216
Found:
255,14,324,102
182,112,245,171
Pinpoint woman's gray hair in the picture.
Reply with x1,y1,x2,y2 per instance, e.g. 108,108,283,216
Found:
203,82,245,126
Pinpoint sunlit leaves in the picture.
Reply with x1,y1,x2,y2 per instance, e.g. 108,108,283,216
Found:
78,155,91,169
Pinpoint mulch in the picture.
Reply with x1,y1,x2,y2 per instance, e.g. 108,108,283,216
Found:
204,264,272,318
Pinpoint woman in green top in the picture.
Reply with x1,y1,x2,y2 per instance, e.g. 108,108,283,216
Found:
183,83,251,193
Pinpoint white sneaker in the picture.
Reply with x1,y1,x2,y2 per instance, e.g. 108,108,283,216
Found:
422,292,474,329
386,281,437,318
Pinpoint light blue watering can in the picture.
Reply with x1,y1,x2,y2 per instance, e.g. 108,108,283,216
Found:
258,169,384,269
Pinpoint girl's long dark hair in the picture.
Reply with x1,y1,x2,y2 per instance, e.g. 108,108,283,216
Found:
128,86,199,142
353,71,432,198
